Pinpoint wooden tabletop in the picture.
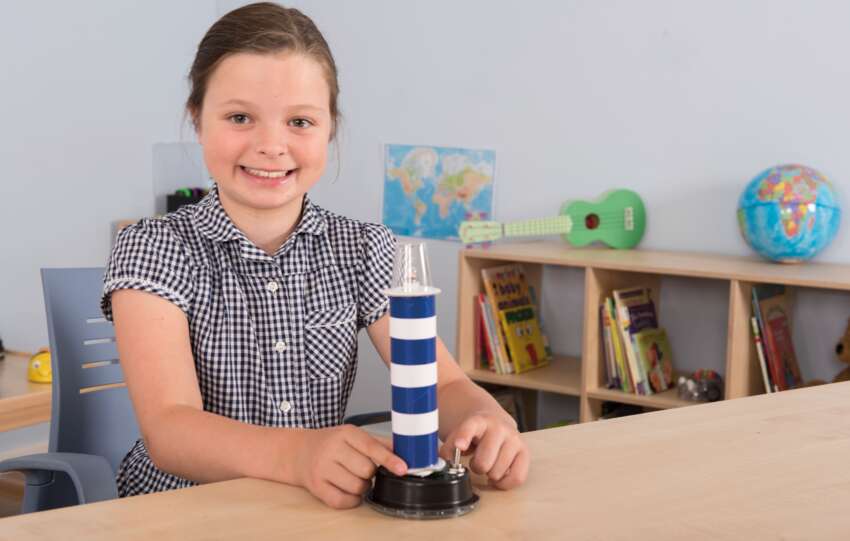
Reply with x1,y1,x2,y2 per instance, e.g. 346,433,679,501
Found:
0,352,51,432
2,382,850,540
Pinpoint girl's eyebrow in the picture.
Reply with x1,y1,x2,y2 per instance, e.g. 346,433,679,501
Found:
219,98,326,112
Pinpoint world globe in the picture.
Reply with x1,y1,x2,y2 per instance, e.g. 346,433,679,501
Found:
737,164,841,263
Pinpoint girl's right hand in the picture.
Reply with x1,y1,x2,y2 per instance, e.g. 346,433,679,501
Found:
294,425,408,509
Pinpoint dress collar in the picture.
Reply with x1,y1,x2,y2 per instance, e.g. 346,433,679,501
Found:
193,185,327,257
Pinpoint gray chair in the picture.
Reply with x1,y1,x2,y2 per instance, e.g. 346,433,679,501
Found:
0,268,139,513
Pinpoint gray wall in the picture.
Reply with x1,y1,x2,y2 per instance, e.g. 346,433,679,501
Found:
3,1,850,445
248,0,850,423
0,1,218,452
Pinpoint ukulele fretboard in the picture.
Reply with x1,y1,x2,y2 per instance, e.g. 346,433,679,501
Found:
504,215,573,238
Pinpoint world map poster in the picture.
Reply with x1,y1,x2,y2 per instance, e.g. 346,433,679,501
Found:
383,144,495,241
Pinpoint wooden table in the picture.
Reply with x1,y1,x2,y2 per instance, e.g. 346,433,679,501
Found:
0,352,51,432
2,382,850,540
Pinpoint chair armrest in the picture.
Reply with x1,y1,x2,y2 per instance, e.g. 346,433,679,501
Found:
344,411,391,427
0,452,117,504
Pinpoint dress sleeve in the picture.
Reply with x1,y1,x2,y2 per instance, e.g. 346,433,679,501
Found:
101,220,194,322
357,223,396,330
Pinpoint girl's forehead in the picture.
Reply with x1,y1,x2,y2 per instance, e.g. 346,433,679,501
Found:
205,51,330,109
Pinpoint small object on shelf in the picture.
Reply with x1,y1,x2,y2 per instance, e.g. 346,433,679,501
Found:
28,348,52,384
808,320,850,385
166,187,208,212
831,318,850,383
737,164,841,263
458,189,646,249
677,369,723,402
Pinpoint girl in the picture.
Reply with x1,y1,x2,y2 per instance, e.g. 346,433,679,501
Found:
103,2,528,509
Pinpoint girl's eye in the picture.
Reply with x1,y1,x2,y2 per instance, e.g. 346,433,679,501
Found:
228,114,250,125
289,118,314,129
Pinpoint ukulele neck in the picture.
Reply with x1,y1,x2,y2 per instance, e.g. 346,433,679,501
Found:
504,215,573,238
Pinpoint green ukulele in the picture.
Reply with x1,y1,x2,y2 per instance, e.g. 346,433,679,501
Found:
458,189,646,249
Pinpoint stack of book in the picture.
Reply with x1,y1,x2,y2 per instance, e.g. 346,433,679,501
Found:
474,263,551,375
750,284,803,393
599,286,675,395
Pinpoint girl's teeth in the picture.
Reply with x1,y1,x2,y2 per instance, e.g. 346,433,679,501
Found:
244,167,287,178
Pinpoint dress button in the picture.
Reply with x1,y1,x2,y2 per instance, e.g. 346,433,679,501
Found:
279,400,292,413
274,340,287,353
266,281,280,293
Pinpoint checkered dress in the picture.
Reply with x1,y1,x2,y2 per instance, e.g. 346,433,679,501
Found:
101,187,395,497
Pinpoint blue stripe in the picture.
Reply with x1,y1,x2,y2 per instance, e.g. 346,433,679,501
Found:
393,432,439,469
391,338,435,365
392,385,437,415
390,296,435,319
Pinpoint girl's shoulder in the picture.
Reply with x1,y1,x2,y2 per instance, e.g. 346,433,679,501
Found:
113,205,204,265
312,204,395,253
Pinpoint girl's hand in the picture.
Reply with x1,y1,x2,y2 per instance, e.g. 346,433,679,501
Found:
294,425,407,509
439,411,529,490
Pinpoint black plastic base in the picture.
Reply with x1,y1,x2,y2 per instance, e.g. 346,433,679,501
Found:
366,464,479,520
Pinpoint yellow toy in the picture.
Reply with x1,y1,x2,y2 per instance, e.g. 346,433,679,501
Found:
834,318,850,383
28,348,52,384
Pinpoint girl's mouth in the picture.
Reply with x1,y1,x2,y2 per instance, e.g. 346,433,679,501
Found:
240,165,296,184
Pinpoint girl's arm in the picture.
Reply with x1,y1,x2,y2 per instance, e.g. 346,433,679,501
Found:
367,313,529,489
111,289,405,507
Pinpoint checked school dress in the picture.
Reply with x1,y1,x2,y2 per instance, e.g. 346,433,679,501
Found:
101,187,395,497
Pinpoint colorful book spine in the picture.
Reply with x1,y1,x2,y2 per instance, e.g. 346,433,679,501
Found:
478,296,496,371
613,287,655,395
600,302,619,389
751,288,780,391
605,297,632,393
750,316,774,393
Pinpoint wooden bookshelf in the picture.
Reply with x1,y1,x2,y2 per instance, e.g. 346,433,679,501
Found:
456,241,850,423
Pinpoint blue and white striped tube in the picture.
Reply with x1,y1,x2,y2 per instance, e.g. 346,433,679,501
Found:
389,294,439,470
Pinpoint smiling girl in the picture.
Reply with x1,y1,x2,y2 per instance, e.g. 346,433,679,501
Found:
102,2,528,509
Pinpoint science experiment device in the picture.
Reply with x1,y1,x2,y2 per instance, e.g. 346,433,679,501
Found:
365,242,479,519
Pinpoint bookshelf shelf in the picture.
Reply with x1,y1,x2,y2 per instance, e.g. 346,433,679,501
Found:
467,355,581,396
586,386,693,410
456,240,850,424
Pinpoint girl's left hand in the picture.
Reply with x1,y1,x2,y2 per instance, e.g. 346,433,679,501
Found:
439,411,529,490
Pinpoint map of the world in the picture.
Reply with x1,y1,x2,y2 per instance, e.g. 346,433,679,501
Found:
382,144,495,240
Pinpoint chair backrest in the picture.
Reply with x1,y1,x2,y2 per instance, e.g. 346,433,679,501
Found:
42,268,139,473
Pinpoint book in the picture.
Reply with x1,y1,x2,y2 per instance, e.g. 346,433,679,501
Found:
632,327,674,392
600,302,619,389
605,297,632,393
479,293,509,374
474,296,483,369
481,264,550,374
751,287,778,392
750,316,774,393
753,285,803,390
612,286,658,395
528,285,553,359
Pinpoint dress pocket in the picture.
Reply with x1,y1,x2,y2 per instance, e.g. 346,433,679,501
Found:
304,303,358,378
304,303,358,427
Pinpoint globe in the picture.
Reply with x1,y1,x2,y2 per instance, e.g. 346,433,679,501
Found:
738,164,841,263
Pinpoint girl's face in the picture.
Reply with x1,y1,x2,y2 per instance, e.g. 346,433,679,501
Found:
196,52,332,215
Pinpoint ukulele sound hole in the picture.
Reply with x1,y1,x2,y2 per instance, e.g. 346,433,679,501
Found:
585,214,600,230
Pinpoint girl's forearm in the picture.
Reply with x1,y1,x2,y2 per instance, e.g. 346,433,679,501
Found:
144,404,306,486
437,378,516,440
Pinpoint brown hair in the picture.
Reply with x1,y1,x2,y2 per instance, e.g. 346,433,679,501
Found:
186,2,340,139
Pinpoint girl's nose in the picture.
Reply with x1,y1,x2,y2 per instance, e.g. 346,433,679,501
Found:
256,124,288,157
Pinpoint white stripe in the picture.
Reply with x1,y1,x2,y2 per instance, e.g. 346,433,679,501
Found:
389,316,436,340
392,410,439,436
391,362,437,388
